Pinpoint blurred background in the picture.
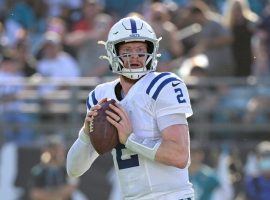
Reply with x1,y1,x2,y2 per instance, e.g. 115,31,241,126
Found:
0,0,270,199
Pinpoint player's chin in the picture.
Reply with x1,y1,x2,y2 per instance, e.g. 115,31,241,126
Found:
121,75,139,83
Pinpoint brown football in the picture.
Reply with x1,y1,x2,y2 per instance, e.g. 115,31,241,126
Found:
89,99,119,155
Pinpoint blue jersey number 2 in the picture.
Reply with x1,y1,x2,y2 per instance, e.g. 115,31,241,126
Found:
174,88,186,103
115,144,139,170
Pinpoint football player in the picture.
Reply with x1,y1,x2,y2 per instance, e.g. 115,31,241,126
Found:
67,16,194,200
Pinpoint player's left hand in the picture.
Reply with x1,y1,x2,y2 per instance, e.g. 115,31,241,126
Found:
105,102,132,144
83,98,107,134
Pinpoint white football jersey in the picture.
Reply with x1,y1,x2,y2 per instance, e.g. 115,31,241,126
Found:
86,72,194,200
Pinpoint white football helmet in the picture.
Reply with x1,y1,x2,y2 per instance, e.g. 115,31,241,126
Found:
99,17,161,79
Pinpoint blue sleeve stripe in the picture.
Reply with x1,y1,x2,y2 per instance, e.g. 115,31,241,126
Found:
152,77,180,100
86,96,91,110
146,72,171,94
130,19,137,33
91,90,98,105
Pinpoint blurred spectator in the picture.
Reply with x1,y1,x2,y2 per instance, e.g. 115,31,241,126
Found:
47,17,77,58
189,65,208,77
223,0,258,77
215,0,267,15
47,17,67,37
29,135,78,200
178,54,209,78
212,147,235,200
8,0,37,31
104,0,144,19
65,0,108,76
36,31,80,136
70,0,103,32
243,94,270,124
66,1,113,77
252,32,270,77
212,84,254,126
0,20,8,50
37,31,80,95
6,0,48,54
165,0,190,7
59,0,84,28
189,75,254,134
245,141,270,200
169,2,191,31
14,39,37,77
253,3,270,77
185,1,235,76
146,2,183,72
46,0,68,17
77,13,112,77
28,0,49,53
64,0,83,11
247,0,268,16
0,0,8,20
189,145,220,200
0,51,35,144
3,16,24,48
0,143,22,199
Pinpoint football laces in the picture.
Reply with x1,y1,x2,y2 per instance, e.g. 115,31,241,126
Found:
89,120,94,133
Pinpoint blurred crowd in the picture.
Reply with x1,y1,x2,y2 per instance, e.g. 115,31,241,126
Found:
0,0,270,78
0,0,269,137
188,140,270,200
0,0,270,199
0,0,268,140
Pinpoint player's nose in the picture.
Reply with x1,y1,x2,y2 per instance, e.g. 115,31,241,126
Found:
130,53,139,59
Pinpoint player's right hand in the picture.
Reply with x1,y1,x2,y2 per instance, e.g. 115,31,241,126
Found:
83,98,107,133
106,102,132,144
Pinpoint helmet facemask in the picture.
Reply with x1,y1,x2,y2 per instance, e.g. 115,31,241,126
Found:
109,40,158,79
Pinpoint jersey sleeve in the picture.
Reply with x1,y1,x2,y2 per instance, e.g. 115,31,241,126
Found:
85,81,116,112
86,89,99,112
86,81,108,112
154,75,193,118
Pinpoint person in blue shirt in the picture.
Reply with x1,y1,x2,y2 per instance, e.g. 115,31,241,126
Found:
189,145,220,200
245,141,270,200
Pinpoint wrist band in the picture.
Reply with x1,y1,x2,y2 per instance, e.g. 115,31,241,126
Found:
125,133,161,161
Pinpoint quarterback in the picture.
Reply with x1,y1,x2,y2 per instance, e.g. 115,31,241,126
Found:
67,17,194,200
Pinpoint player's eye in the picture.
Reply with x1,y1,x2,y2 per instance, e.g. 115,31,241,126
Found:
119,47,147,58
121,53,131,57
138,53,146,57
120,49,131,56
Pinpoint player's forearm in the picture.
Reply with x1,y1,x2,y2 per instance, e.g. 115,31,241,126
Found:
66,129,98,177
155,140,189,168
156,125,190,168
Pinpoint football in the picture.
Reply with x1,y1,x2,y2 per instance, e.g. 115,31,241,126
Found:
89,99,119,155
